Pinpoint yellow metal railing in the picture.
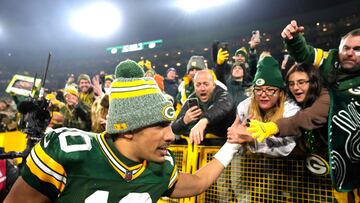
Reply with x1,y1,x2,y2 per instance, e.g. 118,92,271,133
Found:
159,135,335,203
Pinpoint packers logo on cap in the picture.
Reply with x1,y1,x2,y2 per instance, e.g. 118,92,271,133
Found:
162,104,175,121
113,123,128,131
255,78,265,86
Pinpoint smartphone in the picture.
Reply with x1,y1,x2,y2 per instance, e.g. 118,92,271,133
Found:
252,30,260,43
219,42,229,52
187,98,199,108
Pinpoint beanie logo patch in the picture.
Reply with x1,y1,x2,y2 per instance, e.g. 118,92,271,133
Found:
114,123,128,131
162,105,175,121
255,78,265,86
191,62,197,67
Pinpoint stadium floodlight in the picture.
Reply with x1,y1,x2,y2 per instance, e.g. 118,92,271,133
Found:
177,0,231,12
70,2,121,38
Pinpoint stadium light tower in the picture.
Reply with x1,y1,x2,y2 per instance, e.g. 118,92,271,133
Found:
177,0,233,12
70,2,121,38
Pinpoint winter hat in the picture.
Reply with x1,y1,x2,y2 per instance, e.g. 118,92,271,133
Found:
186,56,207,73
64,85,79,97
106,60,175,134
115,59,145,78
145,69,156,77
231,62,246,72
77,74,91,83
167,67,176,74
105,74,115,82
234,47,249,62
253,56,284,88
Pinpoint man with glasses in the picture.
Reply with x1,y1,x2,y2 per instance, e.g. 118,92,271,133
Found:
279,21,360,200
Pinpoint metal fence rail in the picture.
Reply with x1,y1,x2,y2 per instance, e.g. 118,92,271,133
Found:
159,139,335,203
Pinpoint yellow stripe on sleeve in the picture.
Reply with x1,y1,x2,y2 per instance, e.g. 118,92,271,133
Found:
314,48,324,67
168,165,179,189
26,146,66,192
34,144,67,177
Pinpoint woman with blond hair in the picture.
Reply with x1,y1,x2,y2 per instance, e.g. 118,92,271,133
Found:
226,55,300,202
227,56,300,156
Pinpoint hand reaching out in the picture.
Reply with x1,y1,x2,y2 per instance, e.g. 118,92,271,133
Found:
227,115,253,144
189,118,208,144
281,20,305,40
246,120,279,143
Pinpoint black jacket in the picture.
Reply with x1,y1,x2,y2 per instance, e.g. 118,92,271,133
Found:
164,78,179,99
171,86,236,137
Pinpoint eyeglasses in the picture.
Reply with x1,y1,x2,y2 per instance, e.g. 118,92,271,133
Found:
287,79,309,89
253,87,279,96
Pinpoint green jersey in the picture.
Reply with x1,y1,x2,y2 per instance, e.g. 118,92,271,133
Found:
21,128,179,202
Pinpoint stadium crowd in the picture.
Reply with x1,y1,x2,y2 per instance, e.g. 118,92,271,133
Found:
0,12,359,203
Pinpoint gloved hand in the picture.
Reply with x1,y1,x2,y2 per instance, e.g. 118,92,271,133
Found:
217,48,229,65
246,120,279,143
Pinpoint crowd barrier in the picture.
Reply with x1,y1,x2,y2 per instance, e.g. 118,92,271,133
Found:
160,135,335,203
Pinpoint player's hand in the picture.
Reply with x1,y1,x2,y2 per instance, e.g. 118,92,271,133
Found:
217,48,229,65
227,116,253,144
281,20,305,40
246,120,279,143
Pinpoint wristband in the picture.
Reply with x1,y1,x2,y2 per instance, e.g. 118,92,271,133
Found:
214,142,240,167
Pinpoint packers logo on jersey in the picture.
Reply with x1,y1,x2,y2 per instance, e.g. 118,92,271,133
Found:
348,86,360,95
305,154,329,176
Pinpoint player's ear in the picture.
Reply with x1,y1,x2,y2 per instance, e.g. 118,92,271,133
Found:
123,133,134,139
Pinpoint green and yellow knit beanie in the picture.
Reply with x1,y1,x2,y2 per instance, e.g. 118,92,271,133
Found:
186,56,207,73
253,56,284,88
106,59,175,134
234,47,249,62
115,59,145,78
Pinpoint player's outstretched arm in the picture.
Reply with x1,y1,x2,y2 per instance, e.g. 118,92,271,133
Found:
170,143,240,198
4,177,51,203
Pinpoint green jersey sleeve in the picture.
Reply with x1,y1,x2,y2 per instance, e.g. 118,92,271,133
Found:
21,127,96,200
